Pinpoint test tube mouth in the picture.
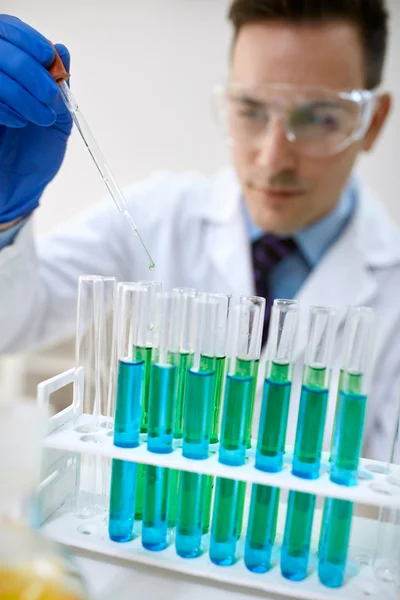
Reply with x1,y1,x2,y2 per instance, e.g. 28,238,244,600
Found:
340,305,376,393
265,299,299,365
304,305,337,373
172,287,197,295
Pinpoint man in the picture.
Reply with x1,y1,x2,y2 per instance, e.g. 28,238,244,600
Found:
0,1,398,461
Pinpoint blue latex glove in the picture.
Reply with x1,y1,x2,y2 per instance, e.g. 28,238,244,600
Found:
0,15,72,224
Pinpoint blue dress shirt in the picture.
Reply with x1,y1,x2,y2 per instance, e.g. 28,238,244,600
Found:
244,178,358,299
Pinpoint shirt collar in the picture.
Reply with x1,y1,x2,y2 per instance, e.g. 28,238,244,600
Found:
244,176,358,268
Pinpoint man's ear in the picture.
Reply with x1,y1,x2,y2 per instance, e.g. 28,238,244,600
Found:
362,92,392,152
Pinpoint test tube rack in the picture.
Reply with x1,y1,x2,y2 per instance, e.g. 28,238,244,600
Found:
37,367,400,600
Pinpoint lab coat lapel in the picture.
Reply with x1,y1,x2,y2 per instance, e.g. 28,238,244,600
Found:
204,169,254,298
293,211,377,362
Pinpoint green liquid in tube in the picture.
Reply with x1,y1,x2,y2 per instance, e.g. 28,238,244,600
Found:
330,371,363,459
134,463,146,521
171,351,194,439
132,345,152,520
132,345,153,433
258,361,292,463
235,358,259,448
167,469,180,528
212,478,246,544
293,365,329,477
201,355,226,444
202,476,214,534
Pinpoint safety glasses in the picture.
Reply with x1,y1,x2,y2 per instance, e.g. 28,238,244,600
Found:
213,82,380,157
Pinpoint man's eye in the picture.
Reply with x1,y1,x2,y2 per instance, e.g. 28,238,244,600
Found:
238,106,266,121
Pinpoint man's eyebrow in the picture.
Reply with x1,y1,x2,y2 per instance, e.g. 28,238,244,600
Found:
299,99,345,109
231,94,264,106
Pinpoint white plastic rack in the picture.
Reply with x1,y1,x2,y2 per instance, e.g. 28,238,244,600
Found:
37,368,400,600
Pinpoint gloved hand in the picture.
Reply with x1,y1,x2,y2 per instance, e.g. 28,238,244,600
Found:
0,15,73,224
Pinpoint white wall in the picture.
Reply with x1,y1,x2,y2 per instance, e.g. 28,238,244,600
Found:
3,0,400,234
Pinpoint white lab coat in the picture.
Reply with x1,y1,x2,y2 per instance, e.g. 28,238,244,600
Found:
1,166,400,461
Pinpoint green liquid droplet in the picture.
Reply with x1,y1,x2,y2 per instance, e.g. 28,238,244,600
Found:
149,262,155,271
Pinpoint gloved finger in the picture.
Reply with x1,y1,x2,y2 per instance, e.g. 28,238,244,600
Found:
0,71,56,126
0,100,27,127
54,43,70,74
0,38,60,105
0,14,55,67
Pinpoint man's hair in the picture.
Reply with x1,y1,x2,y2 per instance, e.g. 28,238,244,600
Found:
228,0,389,89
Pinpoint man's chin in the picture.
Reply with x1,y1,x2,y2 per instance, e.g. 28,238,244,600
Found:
252,213,300,237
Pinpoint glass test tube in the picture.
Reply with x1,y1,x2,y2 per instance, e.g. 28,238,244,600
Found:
134,280,161,433
244,484,280,573
113,284,145,449
142,465,171,551
171,287,196,440
281,306,336,581
202,475,214,535
147,293,179,454
219,296,265,466
373,395,400,587
318,498,354,588
182,294,219,460
318,308,376,588
177,295,218,557
109,284,145,542
75,275,117,433
142,293,181,550
292,306,337,479
73,276,117,521
168,287,197,531
256,299,298,473
176,471,206,558
207,293,231,444
330,306,376,486
209,478,246,566
133,280,161,522
281,491,316,581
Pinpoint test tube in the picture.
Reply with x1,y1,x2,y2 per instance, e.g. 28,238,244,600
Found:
171,287,197,440
318,498,354,588
280,491,316,581
113,284,145,449
142,465,171,551
168,290,196,529
134,280,161,433
219,296,265,466
73,276,116,521
292,306,337,479
176,471,206,558
202,475,214,535
133,280,161,522
255,299,298,473
330,306,376,486
244,484,280,573
142,293,181,550
207,293,231,444
373,506,400,587
182,293,219,460
209,478,246,566
108,284,146,542
373,393,400,587
75,275,117,433
147,293,179,453
167,469,180,529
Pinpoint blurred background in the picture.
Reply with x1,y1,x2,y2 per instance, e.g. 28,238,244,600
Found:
1,0,399,406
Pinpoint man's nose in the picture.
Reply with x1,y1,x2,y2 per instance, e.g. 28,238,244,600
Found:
255,118,297,172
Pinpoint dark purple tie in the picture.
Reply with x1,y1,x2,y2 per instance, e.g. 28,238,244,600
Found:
251,234,297,346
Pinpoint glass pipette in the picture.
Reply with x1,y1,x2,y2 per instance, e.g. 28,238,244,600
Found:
48,49,155,270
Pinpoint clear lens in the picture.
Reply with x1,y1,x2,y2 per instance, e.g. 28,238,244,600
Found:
214,83,377,157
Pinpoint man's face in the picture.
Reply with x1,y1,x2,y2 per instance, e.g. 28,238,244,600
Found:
229,21,385,234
